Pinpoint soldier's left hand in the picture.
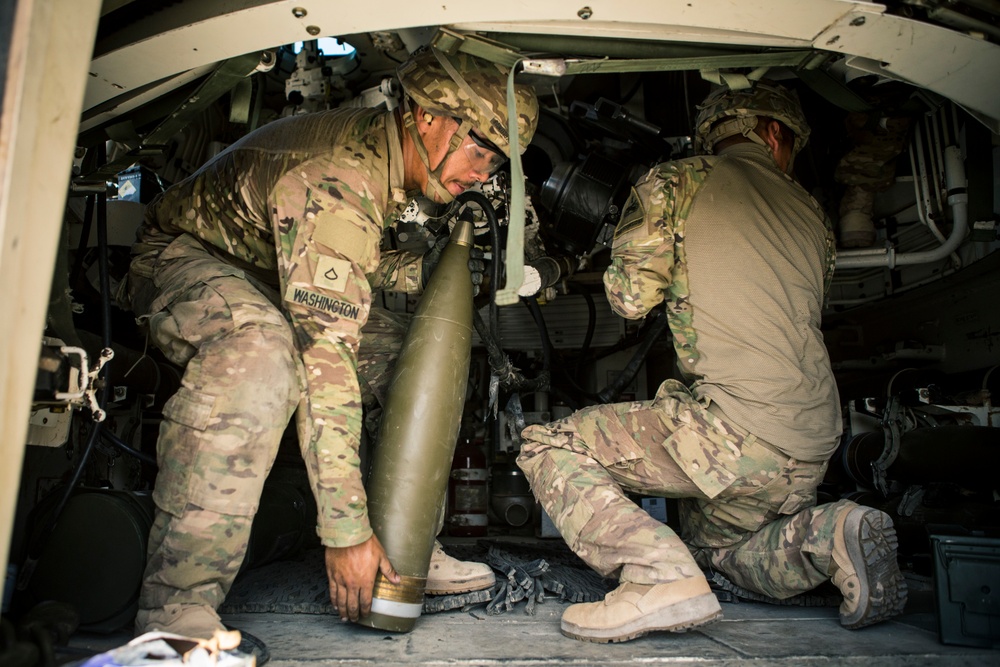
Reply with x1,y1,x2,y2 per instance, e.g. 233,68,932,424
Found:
324,534,400,622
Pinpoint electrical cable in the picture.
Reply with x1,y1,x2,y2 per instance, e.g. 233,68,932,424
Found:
522,295,597,405
596,308,668,404
99,429,157,468
569,285,597,385
454,190,501,333
68,196,94,288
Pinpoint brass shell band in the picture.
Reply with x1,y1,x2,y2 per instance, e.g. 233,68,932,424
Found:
372,572,426,605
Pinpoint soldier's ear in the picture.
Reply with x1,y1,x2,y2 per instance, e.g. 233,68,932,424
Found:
760,120,783,153
412,105,433,125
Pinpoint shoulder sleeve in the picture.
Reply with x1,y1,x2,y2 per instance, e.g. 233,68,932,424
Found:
603,161,699,319
271,151,390,547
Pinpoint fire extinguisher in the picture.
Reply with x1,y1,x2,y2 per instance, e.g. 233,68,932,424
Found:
447,438,488,536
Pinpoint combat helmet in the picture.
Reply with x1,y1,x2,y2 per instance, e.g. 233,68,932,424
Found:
694,81,810,161
397,47,538,158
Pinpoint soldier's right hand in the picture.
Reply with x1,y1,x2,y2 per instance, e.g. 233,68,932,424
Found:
324,534,400,622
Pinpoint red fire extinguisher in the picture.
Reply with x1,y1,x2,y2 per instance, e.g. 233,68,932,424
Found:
447,438,488,537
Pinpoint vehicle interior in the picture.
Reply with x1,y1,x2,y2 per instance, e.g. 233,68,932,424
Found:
1,1,998,664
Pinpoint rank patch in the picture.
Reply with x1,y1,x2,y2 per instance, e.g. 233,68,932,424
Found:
314,256,351,293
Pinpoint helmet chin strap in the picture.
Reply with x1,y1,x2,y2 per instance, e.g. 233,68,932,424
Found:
708,114,799,172
401,97,472,204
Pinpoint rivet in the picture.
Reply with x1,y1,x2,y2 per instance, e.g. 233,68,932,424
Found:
292,7,307,18
306,25,321,36
578,6,593,20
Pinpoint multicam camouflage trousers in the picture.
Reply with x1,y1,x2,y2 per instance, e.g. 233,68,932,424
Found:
127,234,406,624
517,379,854,600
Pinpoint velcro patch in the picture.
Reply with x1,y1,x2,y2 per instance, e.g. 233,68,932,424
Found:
614,188,645,239
284,285,360,320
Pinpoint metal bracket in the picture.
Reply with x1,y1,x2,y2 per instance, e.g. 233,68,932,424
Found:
46,345,114,422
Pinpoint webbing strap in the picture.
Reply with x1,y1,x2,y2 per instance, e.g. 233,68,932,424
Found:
433,48,500,129
401,98,454,204
700,65,771,90
495,60,526,307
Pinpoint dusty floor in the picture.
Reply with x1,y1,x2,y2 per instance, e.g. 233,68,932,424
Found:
66,573,997,666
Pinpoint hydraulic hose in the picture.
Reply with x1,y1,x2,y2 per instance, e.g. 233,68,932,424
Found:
100,429,158,468
597,308,669,404
454,189,501,334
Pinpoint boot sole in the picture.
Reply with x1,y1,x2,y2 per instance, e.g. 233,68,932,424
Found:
561,592,723,643
426,573,496,596
840,509,908,629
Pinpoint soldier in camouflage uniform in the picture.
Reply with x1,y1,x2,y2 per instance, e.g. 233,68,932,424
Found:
834,82,914,248
517,82,906,643
123,46,538,641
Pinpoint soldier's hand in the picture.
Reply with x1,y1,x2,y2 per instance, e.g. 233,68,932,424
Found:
324,534,399,622
420,233,449,288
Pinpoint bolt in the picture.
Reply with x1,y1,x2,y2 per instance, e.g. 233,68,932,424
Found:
578,6,593,20
850,16,866,27
306,25,321,36
292,7,307,18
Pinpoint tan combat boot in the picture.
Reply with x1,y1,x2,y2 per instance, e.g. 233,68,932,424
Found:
830,506,908,629
135,603,226,638
560,577,722,643
135,604,270,665
425,541,495,595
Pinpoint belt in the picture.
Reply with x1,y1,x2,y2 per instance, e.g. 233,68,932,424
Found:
705,401,786,457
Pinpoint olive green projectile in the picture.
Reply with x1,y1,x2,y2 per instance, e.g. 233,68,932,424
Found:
357,218,475,632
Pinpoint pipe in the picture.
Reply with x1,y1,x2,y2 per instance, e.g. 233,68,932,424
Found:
359,218,475,633
453,190,500,334
835,146,968,269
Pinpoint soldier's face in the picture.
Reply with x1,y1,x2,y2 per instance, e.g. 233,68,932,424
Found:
418,115,492,202
435,133,494,199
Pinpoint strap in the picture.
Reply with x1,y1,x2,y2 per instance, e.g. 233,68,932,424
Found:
384,108,407,206
494,60,527,307
401,97,455,204
432,48,500,130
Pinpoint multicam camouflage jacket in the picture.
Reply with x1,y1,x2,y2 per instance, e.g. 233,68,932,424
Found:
134,107,421,546
603,144,841,459
604,146,836,374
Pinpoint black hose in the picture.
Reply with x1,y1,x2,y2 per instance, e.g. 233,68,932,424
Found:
69,196,94,288
569,285,597,384
454,190,501,333
100,429,158,467
522,296,553,373
523,294,602,405
472,309,549,394
597,308,669,404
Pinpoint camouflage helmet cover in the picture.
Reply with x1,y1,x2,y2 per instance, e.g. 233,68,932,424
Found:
397,47,539,156
694,81,810,158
